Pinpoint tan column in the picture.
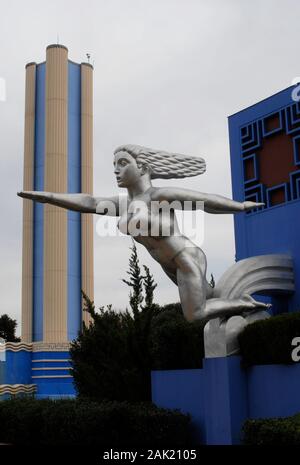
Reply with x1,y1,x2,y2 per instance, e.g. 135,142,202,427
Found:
43,45,68,342
81,63,94,327
21,63,36,343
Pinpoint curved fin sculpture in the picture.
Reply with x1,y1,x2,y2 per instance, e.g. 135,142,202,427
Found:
205,254,295,358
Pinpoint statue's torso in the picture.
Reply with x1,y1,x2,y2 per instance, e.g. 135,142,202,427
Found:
117,189,197,266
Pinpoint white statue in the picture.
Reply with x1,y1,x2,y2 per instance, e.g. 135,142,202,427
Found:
18,144,271,327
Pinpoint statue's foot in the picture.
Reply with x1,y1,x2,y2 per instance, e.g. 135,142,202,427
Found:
240,294,272,310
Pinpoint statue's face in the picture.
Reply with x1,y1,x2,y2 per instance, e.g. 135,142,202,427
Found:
113,151,142,187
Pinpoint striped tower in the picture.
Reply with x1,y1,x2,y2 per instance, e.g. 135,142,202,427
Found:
21,45,94,354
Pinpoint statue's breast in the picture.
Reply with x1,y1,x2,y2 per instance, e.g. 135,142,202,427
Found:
117,214,131,235
117,198,177,237
117,200,152,236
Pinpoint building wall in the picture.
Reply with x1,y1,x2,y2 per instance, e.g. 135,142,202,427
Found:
43,45,68,343
21,62,36,343
33,62,45,342
67,61,82,341
0,343,76,399
21,45,94,343
80,63,94,327
228,86,300,312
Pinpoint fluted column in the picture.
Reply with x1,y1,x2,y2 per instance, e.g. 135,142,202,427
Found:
43,45,68,342
81,63,94,326
21,63,36,342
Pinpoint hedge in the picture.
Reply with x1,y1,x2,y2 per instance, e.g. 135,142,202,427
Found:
0,398,192,446
238,312,300,367
70,302,205,403
150,303,205,370
243,413,300,445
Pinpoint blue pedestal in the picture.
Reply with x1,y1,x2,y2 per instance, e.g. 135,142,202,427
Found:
203,357,247,445
152,369,206,443
152,357,300,445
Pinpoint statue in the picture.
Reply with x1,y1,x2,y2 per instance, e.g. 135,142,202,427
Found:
18,144,272,328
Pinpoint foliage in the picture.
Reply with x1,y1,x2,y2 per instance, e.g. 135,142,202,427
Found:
70,244,205,402
0,314,20,342
0,398,192,446
70,295,142,401
143,264,157,309
150,303,205,370
122,243,145,317
238,311,300,367
243,413,300,445
121,244,159,399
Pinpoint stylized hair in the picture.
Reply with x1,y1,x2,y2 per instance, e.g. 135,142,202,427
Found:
114,144,206,180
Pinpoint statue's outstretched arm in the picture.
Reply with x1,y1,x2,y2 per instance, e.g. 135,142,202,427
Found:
18,191,97,213
151,187,264,213
17,191,121,216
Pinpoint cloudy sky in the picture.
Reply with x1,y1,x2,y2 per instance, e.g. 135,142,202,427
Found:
0,0,299,332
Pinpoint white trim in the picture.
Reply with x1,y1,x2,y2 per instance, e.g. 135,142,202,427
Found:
32,367,71,371
32,359,71,363
32,342,71,352
31,375,73,379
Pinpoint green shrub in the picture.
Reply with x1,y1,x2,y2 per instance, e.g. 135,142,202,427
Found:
0,398,192,446
238,312,300,367
150,303,205,370
70,305,146,402
70,246,205,403
243,413,300,445
70,301,205,403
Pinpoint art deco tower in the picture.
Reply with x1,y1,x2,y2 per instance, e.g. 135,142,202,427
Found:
21,44,94,343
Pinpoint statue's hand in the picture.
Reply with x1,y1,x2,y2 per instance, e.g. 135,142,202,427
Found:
17,191,53,203
243,201,265,211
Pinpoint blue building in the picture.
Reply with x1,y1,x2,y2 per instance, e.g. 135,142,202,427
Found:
229,85,300,313
0,44,94,398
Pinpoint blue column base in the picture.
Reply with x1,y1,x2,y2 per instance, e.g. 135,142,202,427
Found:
152,356,248,445
203,356,247,445
0,347,77,400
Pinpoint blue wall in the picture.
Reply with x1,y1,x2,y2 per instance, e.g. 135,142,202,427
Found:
152,359,300,445
247,363,300,418
31,350,75,398
152,369,206,443
0,349,76,399
67,62,82,341
31,61,83,342
228,86,300,312
4,351,32,385
33,62,46,342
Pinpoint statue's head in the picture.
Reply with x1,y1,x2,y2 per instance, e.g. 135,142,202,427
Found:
113,144,206,187
113,147,151,188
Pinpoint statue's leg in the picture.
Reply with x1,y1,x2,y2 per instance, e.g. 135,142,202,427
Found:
199,295,271,323
174,248,270,323
160,264,178,285
174,247,208,322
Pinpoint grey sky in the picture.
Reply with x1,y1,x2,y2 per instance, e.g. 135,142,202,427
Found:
0,0,299,333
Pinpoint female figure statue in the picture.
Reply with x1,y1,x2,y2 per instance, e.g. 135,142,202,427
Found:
18,144,269,323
